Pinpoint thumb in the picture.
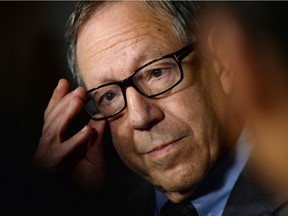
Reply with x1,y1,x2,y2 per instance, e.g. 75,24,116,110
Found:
85,119,107,165
72,120,107,194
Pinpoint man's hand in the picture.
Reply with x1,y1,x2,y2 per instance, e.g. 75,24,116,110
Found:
33,79,106,193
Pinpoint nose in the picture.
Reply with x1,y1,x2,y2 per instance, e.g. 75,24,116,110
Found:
126,87,164,130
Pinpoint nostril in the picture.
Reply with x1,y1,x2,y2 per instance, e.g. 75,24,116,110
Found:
126,87,164,130
129,104,164,130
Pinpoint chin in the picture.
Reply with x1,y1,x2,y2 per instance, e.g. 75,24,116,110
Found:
149,169,201,202
159,176,200,203
164,190,195,203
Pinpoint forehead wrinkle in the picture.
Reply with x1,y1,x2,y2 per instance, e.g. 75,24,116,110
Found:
84,30,148,69
84,16,173,63
83,36,157,89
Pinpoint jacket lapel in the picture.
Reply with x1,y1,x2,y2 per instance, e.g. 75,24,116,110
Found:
223,164,288,216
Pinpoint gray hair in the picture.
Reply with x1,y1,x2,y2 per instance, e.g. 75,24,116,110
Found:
65,1,207,86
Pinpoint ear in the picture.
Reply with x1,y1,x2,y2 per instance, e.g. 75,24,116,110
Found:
206,20,241,96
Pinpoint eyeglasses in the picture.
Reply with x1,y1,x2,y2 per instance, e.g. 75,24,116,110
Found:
84,43,196,120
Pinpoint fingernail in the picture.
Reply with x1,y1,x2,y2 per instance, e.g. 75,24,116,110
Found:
73,88,79,94
73,87,85,96
81,125,88,132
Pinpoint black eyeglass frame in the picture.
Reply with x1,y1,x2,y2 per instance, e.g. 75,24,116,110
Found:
85,43,196,120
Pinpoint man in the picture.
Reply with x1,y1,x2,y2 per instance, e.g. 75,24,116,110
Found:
33,1,258,215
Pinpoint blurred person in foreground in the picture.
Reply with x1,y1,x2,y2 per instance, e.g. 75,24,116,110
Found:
32,1,287,215
217,2,288,204
197,2,288,214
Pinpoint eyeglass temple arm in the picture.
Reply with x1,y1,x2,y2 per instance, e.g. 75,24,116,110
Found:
175,43,196,61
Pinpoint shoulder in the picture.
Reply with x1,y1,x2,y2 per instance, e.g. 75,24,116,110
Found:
223,164,288,216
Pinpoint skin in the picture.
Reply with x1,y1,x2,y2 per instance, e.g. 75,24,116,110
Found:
34,2,241,203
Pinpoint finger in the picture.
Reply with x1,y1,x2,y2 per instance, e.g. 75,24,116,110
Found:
43,87,86,141
44,79,69,119
85,120,107,164
60,124,94,155
71,120,107,193
88,118,106,133
45,79,69,118
34,120,93,171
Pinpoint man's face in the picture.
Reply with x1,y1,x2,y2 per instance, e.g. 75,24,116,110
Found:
77,2,232,202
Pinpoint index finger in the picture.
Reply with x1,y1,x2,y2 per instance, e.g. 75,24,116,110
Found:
44,79,69,119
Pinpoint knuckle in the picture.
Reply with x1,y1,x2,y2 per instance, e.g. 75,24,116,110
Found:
69,98,84,111
73,87,86,97
41,124,58,143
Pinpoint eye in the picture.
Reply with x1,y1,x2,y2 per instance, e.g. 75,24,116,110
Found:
151,68,164,78
149,68,171,80
99,91,116,104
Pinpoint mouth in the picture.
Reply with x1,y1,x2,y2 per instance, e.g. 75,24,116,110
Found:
145,137,185,158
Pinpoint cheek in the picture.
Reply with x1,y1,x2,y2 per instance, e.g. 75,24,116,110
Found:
164,87,221,160
176,85,222,161
110,121,133,158
109,121,148,175
166,85,213,142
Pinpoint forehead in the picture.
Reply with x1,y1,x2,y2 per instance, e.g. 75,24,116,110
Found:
76,2,184,89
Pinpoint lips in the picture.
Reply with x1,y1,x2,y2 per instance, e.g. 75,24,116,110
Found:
144,137,184,158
